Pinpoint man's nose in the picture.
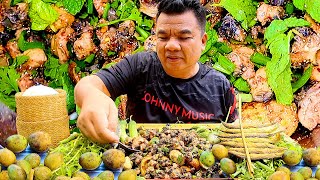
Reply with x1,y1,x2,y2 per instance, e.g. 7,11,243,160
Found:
165,38,181,51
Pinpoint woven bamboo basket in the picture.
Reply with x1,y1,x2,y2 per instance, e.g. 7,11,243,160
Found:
15,89,70,147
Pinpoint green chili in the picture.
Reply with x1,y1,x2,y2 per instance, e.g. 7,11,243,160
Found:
102,3,110,20
292,65,313,93
250,52,271,66
87,0,94,14
135,26,149,40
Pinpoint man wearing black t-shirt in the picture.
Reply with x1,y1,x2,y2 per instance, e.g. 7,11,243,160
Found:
74,0,237,143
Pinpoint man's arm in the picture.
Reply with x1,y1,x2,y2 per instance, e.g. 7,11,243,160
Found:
74,75,119,143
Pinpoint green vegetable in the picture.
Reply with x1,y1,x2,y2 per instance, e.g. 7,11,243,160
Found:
50,132,111,178
250,52,271,66
214,54,235,75
87,0,93,14
293,0,320,22
28,0,59,31
292,65,313,93
84,54,95,64
135,26,149,40
206,47,218,57
285,3,295,15
266,32,293,105
233,78,250,93
215,0,257,30
44,55,75,112
237,93,253,102
102,3,110,20
128,118,138,138
98,8,142,27
119,120,129,143
214,42,232,54
18,31,45,51
199,54,209,63
201,22,218,56
149,137,160,144
264,17,310,42
0,67,21,110
14,55,29,67
264,18,309,105
11,0,24,6
213,63,232,75
231,159,285,179
62,0,86,15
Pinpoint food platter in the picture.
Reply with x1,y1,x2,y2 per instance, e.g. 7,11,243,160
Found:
0,123,315,180
1,0,320,179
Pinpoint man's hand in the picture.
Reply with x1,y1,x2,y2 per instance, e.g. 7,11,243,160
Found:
74,75,119,144
77,96,119,144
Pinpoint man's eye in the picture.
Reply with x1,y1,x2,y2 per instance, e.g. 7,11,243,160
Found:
158,37,167,40
180,37,191,40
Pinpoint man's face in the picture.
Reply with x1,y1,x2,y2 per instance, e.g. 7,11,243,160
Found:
156,10,207,79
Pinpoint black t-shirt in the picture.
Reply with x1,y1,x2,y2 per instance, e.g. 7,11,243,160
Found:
96,51,237,123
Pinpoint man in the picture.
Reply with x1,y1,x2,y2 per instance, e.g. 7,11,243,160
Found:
74,0,237,144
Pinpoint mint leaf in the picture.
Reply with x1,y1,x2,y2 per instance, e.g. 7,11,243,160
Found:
293,0,320,22
62,0,85,15
28,0,59,30
305,0,320,23
264,17,309,42
266,33,293,105
218,0,257,30
292,0,305,10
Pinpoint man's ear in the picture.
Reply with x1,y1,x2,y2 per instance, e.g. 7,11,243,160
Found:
201,33,208,51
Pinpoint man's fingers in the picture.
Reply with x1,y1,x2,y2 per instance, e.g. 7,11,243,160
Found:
77,118,101,143
108,105,119,133
93,114,119,143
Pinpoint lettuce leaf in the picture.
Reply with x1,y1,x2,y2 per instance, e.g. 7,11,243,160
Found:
28,0,59,30
217,0,257,31
264,17,309,105
62,0,86,15
264,17,310,41
266,33,293,105
293,0,320,22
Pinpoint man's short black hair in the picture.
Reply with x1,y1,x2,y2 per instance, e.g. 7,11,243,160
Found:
156,0,206,33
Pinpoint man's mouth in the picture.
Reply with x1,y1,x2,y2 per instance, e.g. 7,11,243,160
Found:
166,56,182,62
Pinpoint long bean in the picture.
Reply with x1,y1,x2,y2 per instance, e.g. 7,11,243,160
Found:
229,151,284,160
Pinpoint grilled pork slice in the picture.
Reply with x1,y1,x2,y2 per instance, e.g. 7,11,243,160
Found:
204,0,223,28
20,48,47,69
257,3,284,26
144,35,156,51
242,100,298,136
227,46,255,80
298,82,320,131
139,0,158,18
219,15,247,42
5,40,21,59
290,28,320,68
50,6,75,33
247,67,273,102
51,27,75,64
93,0,108,17
73,31,98,60
0,45,9,66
